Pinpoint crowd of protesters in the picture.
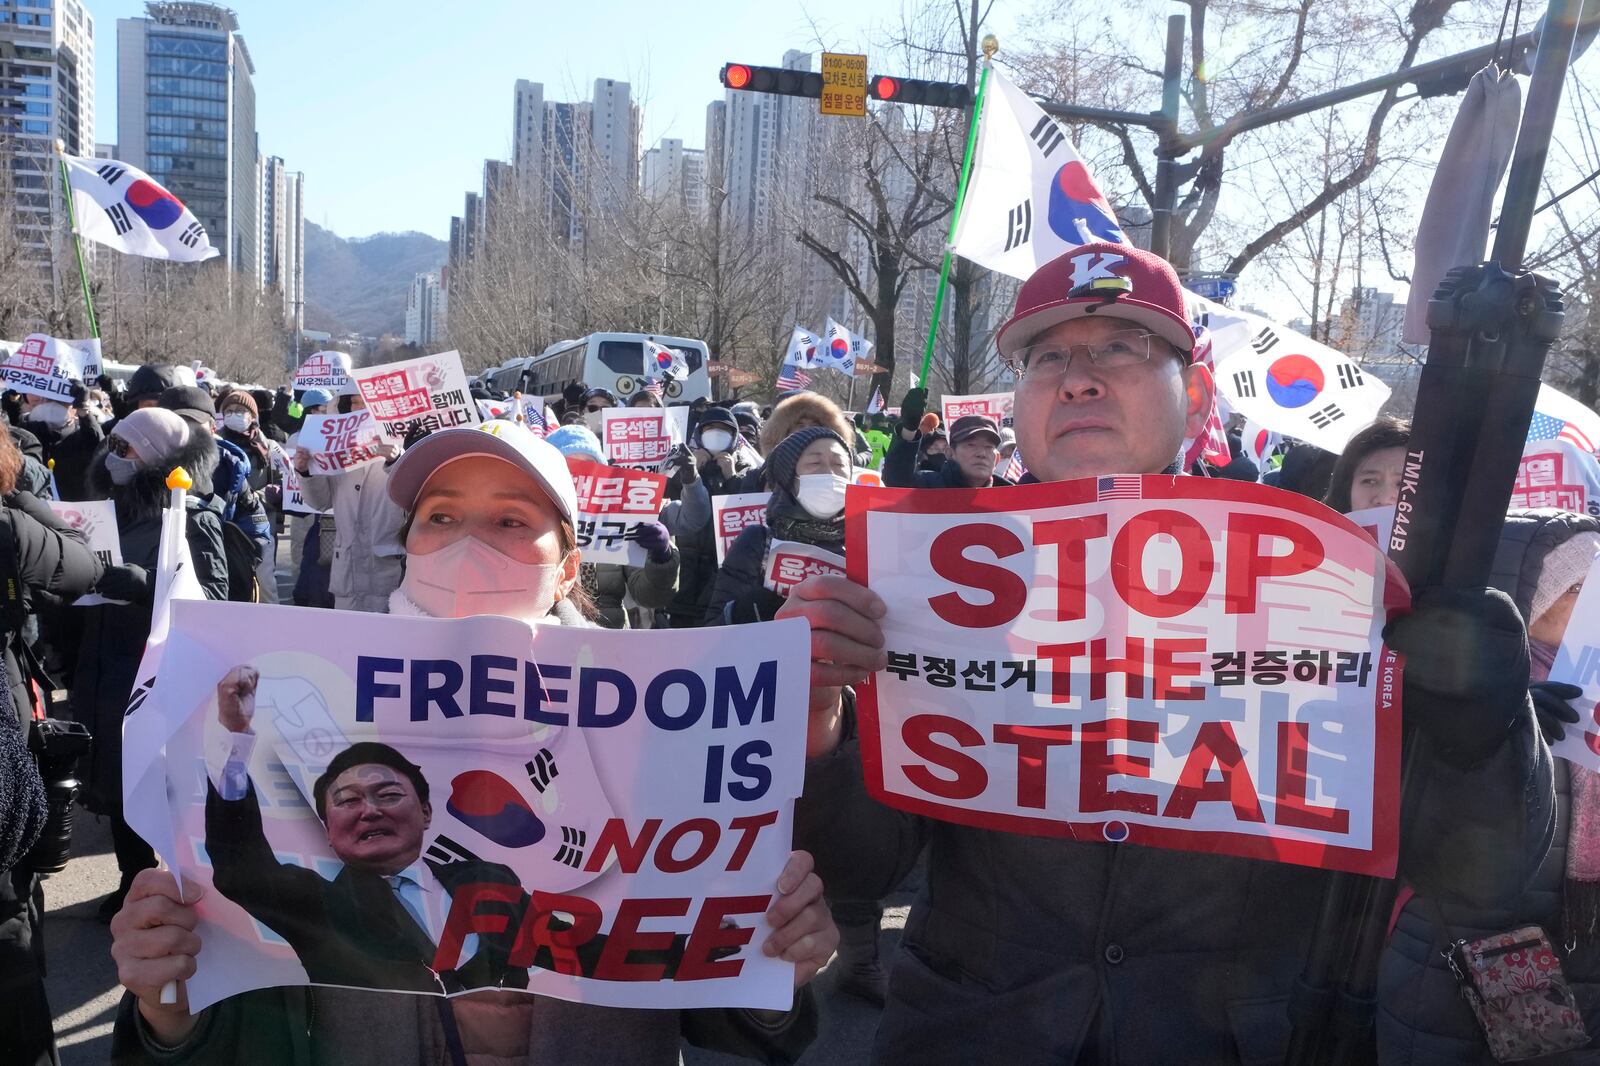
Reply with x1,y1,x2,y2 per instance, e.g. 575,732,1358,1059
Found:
0,241,1592,1065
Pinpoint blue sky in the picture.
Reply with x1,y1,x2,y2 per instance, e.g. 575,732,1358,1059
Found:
90,0,925,240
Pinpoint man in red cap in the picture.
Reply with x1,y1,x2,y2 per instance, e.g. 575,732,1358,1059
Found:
779,243,1554,1063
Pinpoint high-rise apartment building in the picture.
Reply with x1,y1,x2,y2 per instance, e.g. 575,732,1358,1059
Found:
0,0,95,263
512,79,543,198
589,78,636,210
258,155,303,334
642,138,707,216
703,100,726,195
405,270,447,347
117,1,257,277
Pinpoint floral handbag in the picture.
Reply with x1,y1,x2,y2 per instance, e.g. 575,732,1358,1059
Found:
1446,925,1589,1062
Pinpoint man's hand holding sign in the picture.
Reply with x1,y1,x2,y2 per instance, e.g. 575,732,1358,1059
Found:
781,244,1552,1062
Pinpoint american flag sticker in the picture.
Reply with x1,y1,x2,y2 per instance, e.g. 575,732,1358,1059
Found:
1097,476,1141,500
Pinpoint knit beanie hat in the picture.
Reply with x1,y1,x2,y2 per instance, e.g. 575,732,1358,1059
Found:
113,407,191,469
544,424,605,464
219,390,259,418
765,426,848,498
1533,532,1600,624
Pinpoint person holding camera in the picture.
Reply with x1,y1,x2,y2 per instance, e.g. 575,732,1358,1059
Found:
0,428,103,1065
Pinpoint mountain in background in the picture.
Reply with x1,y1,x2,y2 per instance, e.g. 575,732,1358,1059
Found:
302,221,447,337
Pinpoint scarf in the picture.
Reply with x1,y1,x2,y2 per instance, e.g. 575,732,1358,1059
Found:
767,497,845,553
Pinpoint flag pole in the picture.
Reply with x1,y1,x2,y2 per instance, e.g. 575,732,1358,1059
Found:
917,36,995,391
55,144,100,339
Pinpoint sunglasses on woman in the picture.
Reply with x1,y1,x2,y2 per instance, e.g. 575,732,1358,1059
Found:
108,436,135,459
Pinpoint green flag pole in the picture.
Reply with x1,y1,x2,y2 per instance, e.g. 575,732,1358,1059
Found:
56,146,100,339
917,40,994,389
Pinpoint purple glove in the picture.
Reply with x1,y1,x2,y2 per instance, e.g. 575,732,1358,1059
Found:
632,521,674,564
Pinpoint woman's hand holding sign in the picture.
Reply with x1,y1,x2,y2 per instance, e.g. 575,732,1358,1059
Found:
762,850,839,987
774,574,887,757
111,869,206,1047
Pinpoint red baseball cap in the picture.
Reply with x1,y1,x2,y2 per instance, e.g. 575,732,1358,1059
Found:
996,243,1197,368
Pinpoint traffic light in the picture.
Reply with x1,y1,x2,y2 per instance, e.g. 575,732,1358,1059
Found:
720,63,823,99
868,75,972,109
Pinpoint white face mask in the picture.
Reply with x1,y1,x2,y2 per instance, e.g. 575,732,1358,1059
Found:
794,472,849,519
700,428,734,454
584,409,606,434
400,536,565,622
223,411,253,433
26,401,69,428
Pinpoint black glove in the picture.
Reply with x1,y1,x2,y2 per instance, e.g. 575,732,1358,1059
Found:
1530,681,1583,744
96,563,152,604
402,421,432,452
1384,586,1531,766
663,444,698,485
898,388,928,433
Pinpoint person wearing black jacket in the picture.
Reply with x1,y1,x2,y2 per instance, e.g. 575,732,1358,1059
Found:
19,385,103,502
74,410,230,920
883,402,1014,490
0,428,103,1066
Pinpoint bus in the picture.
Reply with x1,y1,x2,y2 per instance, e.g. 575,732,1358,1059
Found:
483,333,712,404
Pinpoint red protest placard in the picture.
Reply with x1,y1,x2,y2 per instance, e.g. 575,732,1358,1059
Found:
566,458,668,566
712,493,770,565
762,540,845,597
845,475,1409,877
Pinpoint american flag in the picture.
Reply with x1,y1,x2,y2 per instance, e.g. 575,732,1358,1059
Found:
642,378,665,397
776,362,812,392
1096,476,1142,500
1527,410,1597,453
1003,451,1026,482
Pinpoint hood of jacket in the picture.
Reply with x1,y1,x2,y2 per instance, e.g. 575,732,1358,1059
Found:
758,392,855,456
89,429,220,527
1489,508,1600,627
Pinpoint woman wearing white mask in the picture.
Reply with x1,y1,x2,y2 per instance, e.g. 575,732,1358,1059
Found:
660,407,762,630
109,419,838,1065
704,426,849,627
18,385,103,501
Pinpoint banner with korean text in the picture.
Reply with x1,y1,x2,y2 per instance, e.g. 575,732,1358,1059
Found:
601,408,688,471
1512,438,1600,519
122,600,810,1011
762,540,845,597
846,475,1408,876
49,499,123,605
0,334,102,402
712,493,770,565
1548,552,1600,771
566,458,668,566
351,352,479,444
940,392,1013,428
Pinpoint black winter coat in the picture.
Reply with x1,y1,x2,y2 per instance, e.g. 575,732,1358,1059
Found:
882,431,1013,489
72,435,231,814
23,415,104,501
0,489,103,718
1379,508,1600,1065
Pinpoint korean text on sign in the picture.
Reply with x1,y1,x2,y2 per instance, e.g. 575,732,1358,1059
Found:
566,458,668,566
846,475,1408,877
713,493,771,565
351,351,479,444
601,408,685,471
940,392,1013,427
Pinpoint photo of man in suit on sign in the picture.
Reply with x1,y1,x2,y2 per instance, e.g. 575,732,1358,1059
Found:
203,665,531,994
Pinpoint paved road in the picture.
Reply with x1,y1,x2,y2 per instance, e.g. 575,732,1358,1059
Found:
42,531,902,1064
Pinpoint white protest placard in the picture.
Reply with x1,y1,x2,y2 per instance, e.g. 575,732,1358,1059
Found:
300,411,386,476
601,407,688,471
1512,438,1600,519
351,351,478,444
712,493,770,565
0,334,102,401
292,351,355,395
847,475,1408,876
48,499,123,605
1548,552,1600,771
566,458,668,566
122,599,810,1011
940,392,1012,428
274,454,326,515
762,540,845,597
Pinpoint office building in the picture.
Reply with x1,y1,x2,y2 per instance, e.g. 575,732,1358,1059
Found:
117,1,258,278
0,0,95,263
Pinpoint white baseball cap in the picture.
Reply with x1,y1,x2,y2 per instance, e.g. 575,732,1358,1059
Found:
386,420,577,522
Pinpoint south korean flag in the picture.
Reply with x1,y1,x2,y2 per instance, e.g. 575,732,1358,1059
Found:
62,152,219,262
1201,298,1390,454
950,66,1127,280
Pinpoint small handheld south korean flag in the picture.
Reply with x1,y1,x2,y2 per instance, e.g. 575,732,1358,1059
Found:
1208,304,1390,454
821,318,873,375
643,340,686,383
783,326,825,370
950,66,1126,280
62,153,218,262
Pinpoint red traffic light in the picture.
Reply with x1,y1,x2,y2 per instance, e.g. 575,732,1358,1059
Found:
723,64,753,90
871,75,900,101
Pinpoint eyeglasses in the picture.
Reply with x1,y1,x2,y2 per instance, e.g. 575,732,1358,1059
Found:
1016,329,1164,386
108,436,134,458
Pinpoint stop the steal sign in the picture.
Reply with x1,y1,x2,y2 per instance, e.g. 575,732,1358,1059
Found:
846,475,1408,876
